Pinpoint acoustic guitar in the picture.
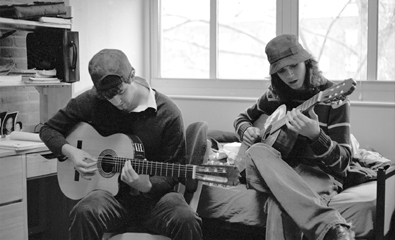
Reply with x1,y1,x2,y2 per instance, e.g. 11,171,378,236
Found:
236,78,357,169
57,122,240,200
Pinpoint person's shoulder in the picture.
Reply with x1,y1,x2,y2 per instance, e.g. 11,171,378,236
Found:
265,89,279,101
67,88,100,110
154,90,182,113
155,90,176,104
73,87,99,101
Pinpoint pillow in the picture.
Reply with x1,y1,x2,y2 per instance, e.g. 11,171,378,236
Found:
207,129,239,143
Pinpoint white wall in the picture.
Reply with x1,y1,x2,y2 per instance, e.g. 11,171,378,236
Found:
69,0,145,97
171,97,395,160
65,1,395,161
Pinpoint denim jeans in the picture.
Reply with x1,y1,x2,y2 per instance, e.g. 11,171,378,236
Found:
69,189,203,240
245,143,349,240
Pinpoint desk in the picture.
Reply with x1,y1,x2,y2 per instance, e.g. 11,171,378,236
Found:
0,148,76,240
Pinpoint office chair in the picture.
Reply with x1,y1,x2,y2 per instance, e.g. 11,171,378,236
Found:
103,121,211,240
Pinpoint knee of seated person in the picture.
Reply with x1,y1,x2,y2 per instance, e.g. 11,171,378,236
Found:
162,193,201,222
247,143,281,163
71,190,111,217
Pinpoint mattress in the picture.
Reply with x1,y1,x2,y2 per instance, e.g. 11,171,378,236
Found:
197,183,268,227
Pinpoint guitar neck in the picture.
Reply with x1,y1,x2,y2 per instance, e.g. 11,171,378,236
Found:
105,157,195,179
270,93,320,133
296,93,320,113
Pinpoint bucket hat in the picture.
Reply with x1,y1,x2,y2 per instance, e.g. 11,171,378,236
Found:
265,34,311,74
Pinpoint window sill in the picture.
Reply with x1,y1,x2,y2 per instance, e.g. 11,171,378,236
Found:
151,78,395,103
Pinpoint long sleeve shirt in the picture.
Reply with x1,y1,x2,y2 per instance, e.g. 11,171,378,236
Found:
40,80,186,200
234,80,353,186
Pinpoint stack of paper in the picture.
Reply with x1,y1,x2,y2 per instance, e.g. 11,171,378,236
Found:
26,77,61,84
0,132,47,152
25,69,61,84
38,17,72,25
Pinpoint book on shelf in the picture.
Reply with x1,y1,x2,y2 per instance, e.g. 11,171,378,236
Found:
0,131,46,152
38,16,72,25
25,77,61,84
7,69,36,77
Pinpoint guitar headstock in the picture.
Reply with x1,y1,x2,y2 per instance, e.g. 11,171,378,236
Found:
194,164,240,186
317,78,357,104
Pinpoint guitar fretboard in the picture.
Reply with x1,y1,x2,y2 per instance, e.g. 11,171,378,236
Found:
267,80,351,135
268,93,319,134
99,156,195,179
296,94,319,113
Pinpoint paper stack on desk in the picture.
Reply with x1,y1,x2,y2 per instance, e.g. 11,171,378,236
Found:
26,69,61,84
0,131,46,152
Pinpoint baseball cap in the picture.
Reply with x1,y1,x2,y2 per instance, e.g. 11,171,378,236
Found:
88,49,134,92
265,34,311,75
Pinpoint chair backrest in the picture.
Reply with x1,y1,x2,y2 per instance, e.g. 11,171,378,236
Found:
104,121,211,240
180,121,210,210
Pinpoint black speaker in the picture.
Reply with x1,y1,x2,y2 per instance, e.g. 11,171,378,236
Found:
26,28,79,83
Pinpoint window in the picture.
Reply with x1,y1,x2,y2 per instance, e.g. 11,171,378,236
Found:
153,0,394,81
158,0,276,79
217,0,276,79
160,0,210,78
377,0,395,81
300,0,394,81
299,0,368,80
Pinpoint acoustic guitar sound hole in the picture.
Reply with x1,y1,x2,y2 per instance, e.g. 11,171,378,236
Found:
101,155,114,173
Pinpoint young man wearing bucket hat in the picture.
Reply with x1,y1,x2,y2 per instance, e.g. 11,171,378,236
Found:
234,34,373,240
40,49,203,240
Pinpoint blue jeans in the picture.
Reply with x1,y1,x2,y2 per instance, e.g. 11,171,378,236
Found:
69,189,203,240
245,143,349,240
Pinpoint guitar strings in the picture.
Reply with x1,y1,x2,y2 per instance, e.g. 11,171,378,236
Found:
269,95,318,133
97,156,231,178
99,156,232,170
98,156,196,176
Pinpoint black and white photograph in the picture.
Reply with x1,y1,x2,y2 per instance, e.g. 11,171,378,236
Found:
0,111,18,136
0,111,6,134
0,1,394,240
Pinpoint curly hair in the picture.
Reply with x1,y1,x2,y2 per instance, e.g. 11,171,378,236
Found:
270,58,327,101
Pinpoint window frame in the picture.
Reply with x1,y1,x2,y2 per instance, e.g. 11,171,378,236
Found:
147,0,395,103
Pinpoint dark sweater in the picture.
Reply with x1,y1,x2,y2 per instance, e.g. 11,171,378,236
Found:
234,81,353,186
40,87,186,199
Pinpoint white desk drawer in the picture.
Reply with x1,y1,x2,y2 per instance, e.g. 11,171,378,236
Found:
26,153,57,179
0,202,25,240
0,155,24,205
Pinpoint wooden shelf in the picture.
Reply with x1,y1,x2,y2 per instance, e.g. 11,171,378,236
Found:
0,80,71,88
0,17,71,31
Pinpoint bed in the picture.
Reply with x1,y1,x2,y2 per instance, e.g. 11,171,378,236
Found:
197,130,395,240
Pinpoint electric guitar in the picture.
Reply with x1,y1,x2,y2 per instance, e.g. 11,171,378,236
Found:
237,78,357,169
57,122,240,200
